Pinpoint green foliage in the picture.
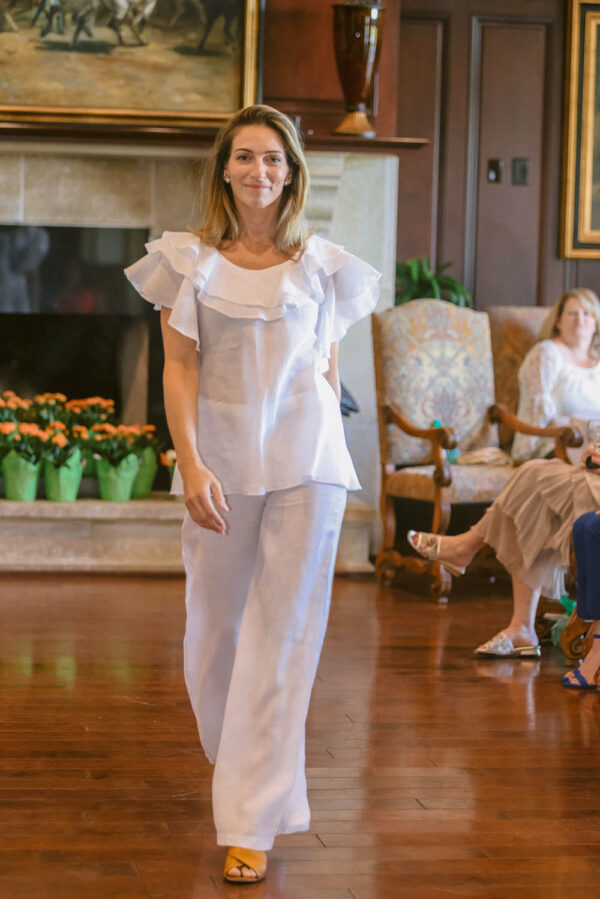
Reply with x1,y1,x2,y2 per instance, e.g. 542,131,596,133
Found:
395,256,473,308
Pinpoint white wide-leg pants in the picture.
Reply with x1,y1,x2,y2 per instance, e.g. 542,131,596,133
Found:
181,482,347,850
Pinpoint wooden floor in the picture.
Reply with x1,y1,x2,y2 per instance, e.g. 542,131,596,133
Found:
1,572,600,898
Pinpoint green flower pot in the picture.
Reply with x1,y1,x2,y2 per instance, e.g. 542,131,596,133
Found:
1,450,42,502
44,448,83,502
96,453,140,502
131,446,158,499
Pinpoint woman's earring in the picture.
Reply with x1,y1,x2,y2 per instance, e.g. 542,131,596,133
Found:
285,178,292,186
224,175,230,183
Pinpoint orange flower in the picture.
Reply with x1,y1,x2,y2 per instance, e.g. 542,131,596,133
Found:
0,422,16,435
48,420,67,431
17,423,47,441
51,433,68,447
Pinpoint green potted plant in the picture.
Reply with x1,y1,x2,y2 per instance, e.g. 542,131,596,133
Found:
130,424,162,499
160,449,177,486
0,421,48,501
42,422,88,502
91,423,141,502
395,256,473,307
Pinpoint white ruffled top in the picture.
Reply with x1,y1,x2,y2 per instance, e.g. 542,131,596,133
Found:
125,231,381,495
512,339,600,461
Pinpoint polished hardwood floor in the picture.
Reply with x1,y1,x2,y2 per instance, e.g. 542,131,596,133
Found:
1,571,600,898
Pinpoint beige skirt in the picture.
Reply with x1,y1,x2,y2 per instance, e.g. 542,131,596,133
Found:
472,458,597,599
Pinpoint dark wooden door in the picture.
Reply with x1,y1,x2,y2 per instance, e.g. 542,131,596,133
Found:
468,21,548,306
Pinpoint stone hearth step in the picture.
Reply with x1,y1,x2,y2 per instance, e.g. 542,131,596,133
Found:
0,494,374,575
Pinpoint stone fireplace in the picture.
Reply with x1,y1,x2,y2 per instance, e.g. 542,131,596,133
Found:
0,138,398,565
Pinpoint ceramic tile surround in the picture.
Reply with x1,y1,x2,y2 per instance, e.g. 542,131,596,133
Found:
0,143,398,540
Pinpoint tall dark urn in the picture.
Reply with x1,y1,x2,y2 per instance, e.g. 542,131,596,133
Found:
332,2,385,138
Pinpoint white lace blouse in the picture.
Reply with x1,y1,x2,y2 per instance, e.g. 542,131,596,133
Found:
125,231,380,495
512,339,600,460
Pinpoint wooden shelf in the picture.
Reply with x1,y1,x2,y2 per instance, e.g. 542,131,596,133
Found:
0,119,428,154
304,134,428,152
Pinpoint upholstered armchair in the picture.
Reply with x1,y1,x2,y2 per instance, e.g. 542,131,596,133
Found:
486,305,549,449
372,299,581,601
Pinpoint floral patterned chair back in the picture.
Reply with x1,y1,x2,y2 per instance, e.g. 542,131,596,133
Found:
372,299,499,468
485,305,549,449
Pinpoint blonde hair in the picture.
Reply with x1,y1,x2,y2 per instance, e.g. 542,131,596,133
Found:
193,104,310,254
539,288,600,358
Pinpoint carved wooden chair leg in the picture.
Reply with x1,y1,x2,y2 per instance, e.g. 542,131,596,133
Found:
376,489,399,584
560,609,592,663
430,561,452,604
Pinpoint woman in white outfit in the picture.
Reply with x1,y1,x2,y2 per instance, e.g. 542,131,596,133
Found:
409,289,600,658
125,105,380,882
512,289,600,461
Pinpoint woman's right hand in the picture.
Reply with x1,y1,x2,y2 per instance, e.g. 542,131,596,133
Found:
580,444,600,473
182,464,230,534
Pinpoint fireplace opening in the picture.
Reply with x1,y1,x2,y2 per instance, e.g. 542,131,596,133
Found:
1,224,150,405
0,225,146,316
0,225,170,478
0,225,171,489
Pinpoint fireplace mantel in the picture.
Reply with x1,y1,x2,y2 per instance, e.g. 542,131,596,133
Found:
0,121,427,155
0,138,399,553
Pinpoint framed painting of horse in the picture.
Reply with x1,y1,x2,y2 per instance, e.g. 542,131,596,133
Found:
0,0,263,135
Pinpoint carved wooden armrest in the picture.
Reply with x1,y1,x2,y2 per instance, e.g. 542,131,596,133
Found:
382,403,456,486
488,403,583,462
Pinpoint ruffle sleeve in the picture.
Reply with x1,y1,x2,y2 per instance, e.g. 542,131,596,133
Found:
512,340,562,461
301,234,381,371
124,231,202,350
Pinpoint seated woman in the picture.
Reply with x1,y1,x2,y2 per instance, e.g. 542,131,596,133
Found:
409,446,600,657
409,288,600,658
562,508,600,688
512,288,600,461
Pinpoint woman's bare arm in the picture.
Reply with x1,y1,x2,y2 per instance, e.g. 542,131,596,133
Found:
323,341,341,402
160,308,228,534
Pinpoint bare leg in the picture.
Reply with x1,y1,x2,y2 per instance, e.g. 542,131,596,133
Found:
502,575,540,647
475,574,541,657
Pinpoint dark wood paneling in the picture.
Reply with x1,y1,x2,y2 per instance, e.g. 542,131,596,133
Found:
264,0,600,300
263,0,401,137
398,0,598,308
472,22,547,306
396,17,445,263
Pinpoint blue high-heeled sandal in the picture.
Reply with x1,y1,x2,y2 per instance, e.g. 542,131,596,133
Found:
561,634,600,689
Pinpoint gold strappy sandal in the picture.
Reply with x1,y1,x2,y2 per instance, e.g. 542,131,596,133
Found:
223,847,267,883
407,530,465,576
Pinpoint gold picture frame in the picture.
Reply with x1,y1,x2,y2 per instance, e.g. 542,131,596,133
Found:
562,0,600,256
0,0,263,135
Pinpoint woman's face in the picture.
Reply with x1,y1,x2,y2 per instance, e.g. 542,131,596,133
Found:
555,296,597,349
224,124,290,213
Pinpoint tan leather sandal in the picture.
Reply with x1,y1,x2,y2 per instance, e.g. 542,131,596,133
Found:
223,847,267,883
